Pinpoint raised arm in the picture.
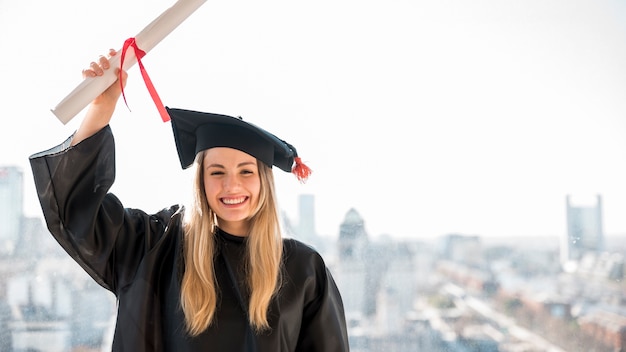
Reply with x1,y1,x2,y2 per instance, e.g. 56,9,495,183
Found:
71,48,128,146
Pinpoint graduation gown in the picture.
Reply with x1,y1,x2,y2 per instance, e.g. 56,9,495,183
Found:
29,126,349,352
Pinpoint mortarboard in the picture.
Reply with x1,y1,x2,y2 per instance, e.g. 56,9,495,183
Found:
167,107,311,182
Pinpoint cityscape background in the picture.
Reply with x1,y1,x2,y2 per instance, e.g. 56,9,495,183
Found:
1,165,626,351
2,0,626,350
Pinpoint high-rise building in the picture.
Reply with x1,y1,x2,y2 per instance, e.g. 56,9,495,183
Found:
285,194,325,252
338,208,369,261
562,194,604,265
336,208,370,316
297,194,317,241
0,166,23,255
439,233,483,266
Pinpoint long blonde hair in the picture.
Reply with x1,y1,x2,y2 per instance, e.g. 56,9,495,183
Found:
180,150,283,336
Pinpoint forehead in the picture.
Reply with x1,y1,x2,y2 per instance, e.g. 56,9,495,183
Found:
202,147,257,165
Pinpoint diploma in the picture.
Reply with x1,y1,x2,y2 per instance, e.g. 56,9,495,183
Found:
51,0,207,124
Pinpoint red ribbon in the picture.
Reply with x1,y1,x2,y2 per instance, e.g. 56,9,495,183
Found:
119,37,170,122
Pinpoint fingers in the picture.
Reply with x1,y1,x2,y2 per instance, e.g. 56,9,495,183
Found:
82,60,106,78
98,55,110,70
81,49,119,78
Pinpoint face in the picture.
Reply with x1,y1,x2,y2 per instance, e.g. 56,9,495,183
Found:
203,147,261,236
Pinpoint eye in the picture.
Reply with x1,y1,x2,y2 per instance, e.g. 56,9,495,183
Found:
209,170,225,176
241,169,255,175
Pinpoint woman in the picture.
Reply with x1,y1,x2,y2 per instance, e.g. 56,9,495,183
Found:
30,49,349,351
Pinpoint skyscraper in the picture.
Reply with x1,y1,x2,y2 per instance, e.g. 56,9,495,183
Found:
562,194,604,265
297,194,317,241
337,208,370,316
0,166,23,255
287,194,324,252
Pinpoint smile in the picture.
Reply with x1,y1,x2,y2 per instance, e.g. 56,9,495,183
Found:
221,196,248,205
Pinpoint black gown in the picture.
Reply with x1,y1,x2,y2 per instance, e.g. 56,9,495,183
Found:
29,126,349,351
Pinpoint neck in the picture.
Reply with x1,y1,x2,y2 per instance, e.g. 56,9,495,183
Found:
218,220,249,237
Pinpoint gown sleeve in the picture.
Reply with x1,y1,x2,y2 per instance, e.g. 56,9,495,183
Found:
296,248,350,351
29,125,167,295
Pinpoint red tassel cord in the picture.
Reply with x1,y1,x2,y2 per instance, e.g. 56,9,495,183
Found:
292,157,312,183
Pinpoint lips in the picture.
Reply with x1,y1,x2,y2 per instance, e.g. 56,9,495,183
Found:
221,196,248,205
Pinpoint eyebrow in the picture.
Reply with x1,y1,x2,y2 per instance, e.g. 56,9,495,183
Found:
205,161,257,169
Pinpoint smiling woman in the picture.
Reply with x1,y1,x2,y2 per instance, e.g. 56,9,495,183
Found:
27,52,349,350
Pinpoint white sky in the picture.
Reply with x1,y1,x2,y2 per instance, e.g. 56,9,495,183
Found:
1,0,626,240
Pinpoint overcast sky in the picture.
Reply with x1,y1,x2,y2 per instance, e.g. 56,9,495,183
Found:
1,0,626,239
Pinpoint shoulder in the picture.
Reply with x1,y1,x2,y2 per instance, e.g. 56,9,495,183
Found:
152,204,184,224
282,238,329,276
123,204,185,243
280,238,339,306
122,204,183,223
283,238,322,260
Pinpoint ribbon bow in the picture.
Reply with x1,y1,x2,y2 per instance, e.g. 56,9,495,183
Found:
119,37,170,122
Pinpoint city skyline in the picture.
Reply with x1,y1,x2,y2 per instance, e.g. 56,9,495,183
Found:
2,0,626,239
2,159,626,350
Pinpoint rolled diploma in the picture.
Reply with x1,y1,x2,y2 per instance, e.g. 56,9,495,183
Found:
52,0,207,124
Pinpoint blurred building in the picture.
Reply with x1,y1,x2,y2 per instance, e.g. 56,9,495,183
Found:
335,208,434,351
297,194,316,240
562,195,604,266
374,239,418,334
0,164,115,351
337,208,371,318
0,166,23,256
295,194,325,252
438,234,482,267
579,308,626,351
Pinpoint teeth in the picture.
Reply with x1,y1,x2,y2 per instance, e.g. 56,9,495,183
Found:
222,197,246,205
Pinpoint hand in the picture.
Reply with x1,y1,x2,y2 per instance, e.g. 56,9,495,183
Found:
82,48,128,108
71,49,129,146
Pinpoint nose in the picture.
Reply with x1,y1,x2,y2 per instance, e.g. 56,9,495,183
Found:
223,173,241,191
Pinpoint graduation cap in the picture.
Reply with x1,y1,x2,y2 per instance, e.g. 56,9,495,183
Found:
167,107,311,182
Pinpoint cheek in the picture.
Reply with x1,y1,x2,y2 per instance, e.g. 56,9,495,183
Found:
203,178,219,206
248,178,262,202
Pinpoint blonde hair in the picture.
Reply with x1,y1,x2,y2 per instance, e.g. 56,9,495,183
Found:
180,150,283,336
